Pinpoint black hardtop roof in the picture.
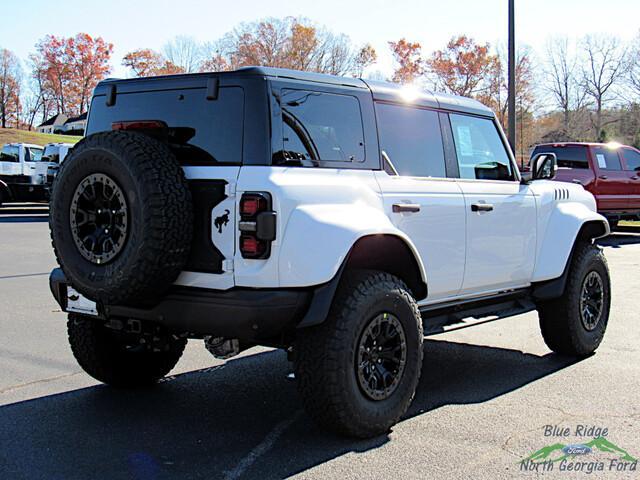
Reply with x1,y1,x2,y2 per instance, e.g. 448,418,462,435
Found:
94,66,494,117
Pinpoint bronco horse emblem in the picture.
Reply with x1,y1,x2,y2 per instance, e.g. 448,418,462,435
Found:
214,209,230,234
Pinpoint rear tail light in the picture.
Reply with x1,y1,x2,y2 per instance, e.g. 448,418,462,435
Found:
239,192,276,259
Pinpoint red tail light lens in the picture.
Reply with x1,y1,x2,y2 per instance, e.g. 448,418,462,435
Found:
240,235,266,258
240,195,268,217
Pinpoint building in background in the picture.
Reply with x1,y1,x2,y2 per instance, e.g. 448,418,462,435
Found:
36,114,68,134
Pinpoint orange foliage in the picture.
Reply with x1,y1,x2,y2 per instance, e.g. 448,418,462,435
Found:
34,33,112,116
426,35,500,97
122,49,185,77
388,39,423,84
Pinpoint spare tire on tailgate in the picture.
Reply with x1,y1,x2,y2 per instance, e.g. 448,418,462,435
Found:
50,131,193,305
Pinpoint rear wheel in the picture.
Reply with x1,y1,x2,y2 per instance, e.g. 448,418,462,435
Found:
67,314,186,387
538,243,610,356
294,270,423,438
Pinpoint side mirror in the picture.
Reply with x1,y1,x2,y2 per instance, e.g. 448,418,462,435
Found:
530,152,558,181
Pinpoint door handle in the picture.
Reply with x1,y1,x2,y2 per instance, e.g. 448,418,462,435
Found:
598,175,608,180
471,203,494,212
392,203,421,213
630,176,639,180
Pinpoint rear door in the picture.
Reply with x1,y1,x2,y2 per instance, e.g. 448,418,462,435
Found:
374,103,466,303
448,113,537,294
620,147,640,210
590,146,629,212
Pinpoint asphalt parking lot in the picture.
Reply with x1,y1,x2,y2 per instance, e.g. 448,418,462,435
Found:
1,204,639,480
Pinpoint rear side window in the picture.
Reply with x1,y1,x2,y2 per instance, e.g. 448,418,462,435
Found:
278,89,365,164
375,103,446,177
532,146,589,169
592,146,622,171
0,146,19,162
43,146,61,163
87,87,244,165
449,114,513,181
622,148,640,171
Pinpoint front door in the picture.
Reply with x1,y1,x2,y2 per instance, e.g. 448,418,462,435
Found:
447,112,537,295
590,145,630,212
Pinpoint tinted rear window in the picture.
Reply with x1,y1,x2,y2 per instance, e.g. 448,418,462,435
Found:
276,89,365,165
532,146,589,169
87,87,244,165
375,103,446,177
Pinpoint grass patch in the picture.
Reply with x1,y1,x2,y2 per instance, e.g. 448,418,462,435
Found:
619,220,640,227
0,128,81,147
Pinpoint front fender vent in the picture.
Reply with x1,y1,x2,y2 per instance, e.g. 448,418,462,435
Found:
554,188,570,201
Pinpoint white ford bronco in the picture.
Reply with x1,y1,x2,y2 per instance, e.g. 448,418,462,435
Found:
49,67,611,438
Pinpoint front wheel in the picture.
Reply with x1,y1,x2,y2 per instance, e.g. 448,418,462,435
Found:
538,243,610,357
67,314,186,387
294,270,423,438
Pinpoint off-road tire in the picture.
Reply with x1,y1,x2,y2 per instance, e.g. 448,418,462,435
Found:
538,243,610,356
67,314,186,387
294,270,423,438
50,131,193,305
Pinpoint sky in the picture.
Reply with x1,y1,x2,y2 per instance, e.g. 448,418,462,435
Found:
1,0,638,78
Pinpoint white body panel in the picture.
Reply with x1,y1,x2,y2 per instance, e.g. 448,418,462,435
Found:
455,179,537,294
171,165,607,303
234,167,426,289
374,171,466,301
529,180,608,282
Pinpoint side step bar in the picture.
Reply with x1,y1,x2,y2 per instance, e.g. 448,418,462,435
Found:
420,289,536,336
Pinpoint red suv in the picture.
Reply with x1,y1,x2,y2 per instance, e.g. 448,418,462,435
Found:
531,142,640,228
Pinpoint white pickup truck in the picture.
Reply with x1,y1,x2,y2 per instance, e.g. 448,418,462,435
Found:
0,143,48,205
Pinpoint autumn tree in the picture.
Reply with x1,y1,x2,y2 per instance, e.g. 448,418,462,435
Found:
33,33,112,116
426,35,500,97
66,33,113,114
122,49,185,77
388,39,423,84
0,48,22,128
580,34,627,140
353,44,377,78
205,17,374,77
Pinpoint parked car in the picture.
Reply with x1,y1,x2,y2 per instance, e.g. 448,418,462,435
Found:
531,142,640,229
48,67,610,438
38,142,74,186
0,143,47,205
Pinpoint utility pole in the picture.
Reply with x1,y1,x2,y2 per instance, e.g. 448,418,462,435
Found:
508,0,516,152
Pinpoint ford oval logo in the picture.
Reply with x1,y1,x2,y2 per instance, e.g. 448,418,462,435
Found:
562,444,592,455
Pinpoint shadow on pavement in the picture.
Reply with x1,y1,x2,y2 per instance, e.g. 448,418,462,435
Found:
0,203,49,223
598,228,640,248
0,339,579,480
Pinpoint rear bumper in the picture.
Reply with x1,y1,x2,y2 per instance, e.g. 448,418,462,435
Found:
49,268,317,341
